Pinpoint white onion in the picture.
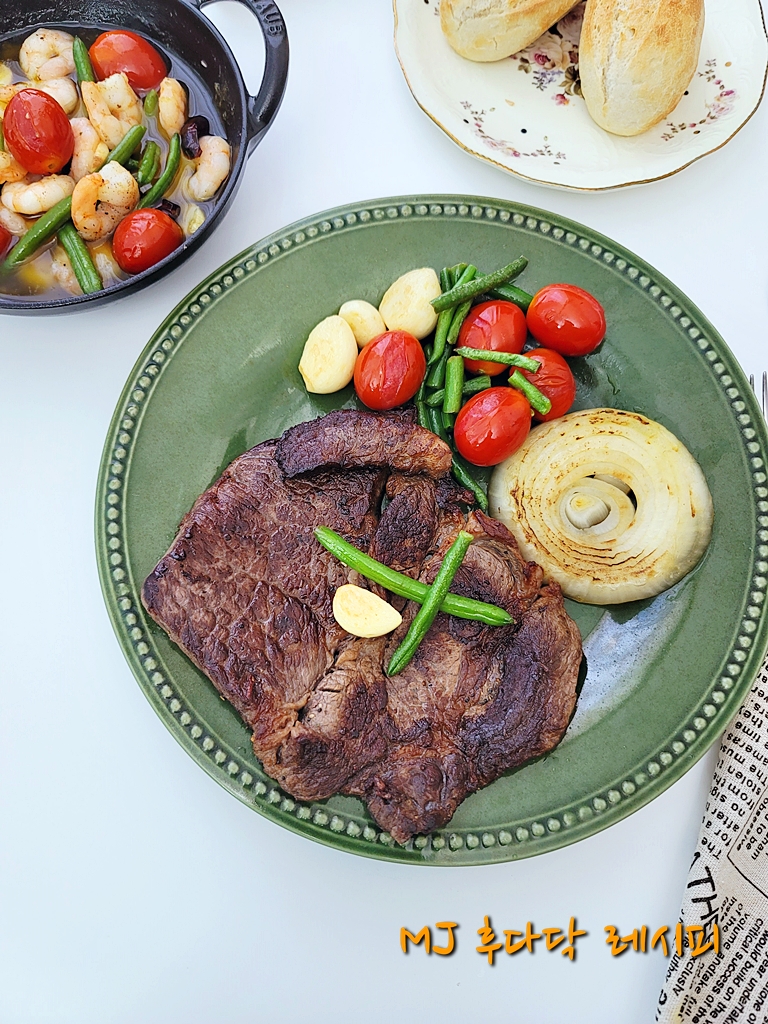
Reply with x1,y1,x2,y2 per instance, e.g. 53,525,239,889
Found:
488,408,713,604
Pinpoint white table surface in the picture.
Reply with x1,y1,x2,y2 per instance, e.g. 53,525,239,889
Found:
1,2,765,1021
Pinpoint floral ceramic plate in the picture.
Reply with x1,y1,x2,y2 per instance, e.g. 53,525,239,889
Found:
393,0,768,191
97,195,768,865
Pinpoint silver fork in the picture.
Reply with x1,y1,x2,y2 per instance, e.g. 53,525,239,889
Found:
750,371,768,418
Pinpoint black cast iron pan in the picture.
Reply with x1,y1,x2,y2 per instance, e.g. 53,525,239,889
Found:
0,0,288,313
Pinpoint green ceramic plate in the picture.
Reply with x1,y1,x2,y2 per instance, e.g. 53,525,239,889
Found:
96,195,768,865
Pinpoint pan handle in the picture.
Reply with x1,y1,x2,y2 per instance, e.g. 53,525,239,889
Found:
192,0,289,155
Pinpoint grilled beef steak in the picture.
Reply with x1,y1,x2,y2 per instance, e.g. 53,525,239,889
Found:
142,410,582,843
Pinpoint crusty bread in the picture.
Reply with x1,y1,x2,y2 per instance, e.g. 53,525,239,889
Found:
579,0,705,136
440,0,583,62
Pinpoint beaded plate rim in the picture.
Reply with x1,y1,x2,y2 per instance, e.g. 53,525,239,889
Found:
96,194,768,865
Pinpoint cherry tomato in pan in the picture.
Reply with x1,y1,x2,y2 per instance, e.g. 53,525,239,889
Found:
354,330,426,411
526,283,606,357
3,89,74,174
457,299,527,376
89,30,167,91
112,209,184,274
517,347,576,422
0,223,12,260
453,387,531,467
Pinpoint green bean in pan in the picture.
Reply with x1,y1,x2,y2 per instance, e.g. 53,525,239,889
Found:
73,36,96,83
454,347,541,372
0,197,73,273
386,530,475,676
137,142,161,186
432,257,528,313
445,298,472,348
138,133,181,209
144,89,159,117
509,369,552,416
314,527,511,626
0,121,4,150
57,223,102,294
1,125,147,274
416,399,431,431
451,453,489,512
101,124,146,170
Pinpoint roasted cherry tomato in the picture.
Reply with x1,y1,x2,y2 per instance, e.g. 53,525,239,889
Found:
457,299,527,376
3,89,74,174
0,223,12,260
112,209,184,274
354,330,426,411
89,30,167,91
453,387,531,467
526,283,606,356
517,347,576,422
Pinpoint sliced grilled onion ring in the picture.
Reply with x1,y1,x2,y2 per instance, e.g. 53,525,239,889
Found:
488,408,713,604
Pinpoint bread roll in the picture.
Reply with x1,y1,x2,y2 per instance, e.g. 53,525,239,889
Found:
440,0,582,62
579,0,704,136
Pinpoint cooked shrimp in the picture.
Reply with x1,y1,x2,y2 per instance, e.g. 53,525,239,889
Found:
2,174,75,215
0,150,27,185
158,77,187,137
38,77,79,115
50,245,81,294
19,29,75,82
186,136,231,201
82,73,142,149
0,82,24,112
0,206,29,236
71,161,139,241
70,118,110,181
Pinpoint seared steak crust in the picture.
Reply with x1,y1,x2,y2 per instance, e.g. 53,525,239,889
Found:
142,411,582,843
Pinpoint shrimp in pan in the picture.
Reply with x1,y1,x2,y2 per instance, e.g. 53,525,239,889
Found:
186,136,231,201
0,151,27,186
158,77,187,137
2,174,75,215
19,28,75,81
71,161,139,241
82,73,142,149
70,118,110,182
37,77,79,115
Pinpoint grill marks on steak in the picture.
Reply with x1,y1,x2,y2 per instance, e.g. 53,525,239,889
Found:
142,410,582,843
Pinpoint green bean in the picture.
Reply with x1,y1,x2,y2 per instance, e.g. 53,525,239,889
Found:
73,36,96,83
443,356,464,414
416,399,431,430
425,347,450,390
144,89,159,117
432,257,528,313
1,124,146,274
137,141,160,186
127,158,140,172
426,375,491,407
426,405,449,442
57,223,102,294
454,347,541,372
509,369,552,416
446,298,472,348
451,453,489,512
0,120,4,150
314,527,511,626
441,409,455,430
387,531,475,675
0,197,73,272
489,282,533,313
138,133,181,208
429,265,476,366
